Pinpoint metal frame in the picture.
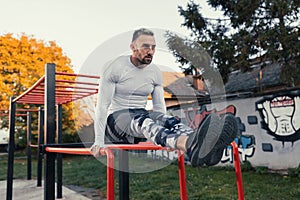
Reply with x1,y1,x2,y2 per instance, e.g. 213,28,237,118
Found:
6,63,100,200
6,63,244,200
45,142,188,200
6,98,16,200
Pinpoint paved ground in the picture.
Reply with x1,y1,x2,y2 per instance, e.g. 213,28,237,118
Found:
0,179,104,200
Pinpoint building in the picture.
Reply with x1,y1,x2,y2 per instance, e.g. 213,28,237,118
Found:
166,63,300,170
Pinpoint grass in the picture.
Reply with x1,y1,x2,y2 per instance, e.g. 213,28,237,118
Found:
1,150,300,199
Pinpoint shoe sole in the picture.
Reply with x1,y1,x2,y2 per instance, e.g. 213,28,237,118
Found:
204,113,238,166
186,113,223,167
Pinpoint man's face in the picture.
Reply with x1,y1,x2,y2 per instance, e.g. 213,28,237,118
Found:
131,35,156,65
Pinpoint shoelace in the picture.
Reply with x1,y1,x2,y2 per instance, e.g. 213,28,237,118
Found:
170,123,194,135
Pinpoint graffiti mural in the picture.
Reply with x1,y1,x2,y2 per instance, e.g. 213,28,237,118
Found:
183,104,236,129
165,91,300,169
182,105,256,164
256,93,300,144
221,136,255,163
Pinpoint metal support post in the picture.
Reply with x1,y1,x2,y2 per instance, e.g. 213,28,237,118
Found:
56,104,63,199
44,63,56,200
37,107,44,187
27,112,32,180
6,97,16,200
118,150,129,200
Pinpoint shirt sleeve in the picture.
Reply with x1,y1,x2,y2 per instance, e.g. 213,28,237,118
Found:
94,65,117,146
151,69,167,114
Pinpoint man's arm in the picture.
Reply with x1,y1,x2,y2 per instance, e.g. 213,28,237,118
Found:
93,66,116,147
151,70,166,114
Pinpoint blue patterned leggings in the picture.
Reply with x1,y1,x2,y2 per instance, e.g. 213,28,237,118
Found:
105,108,193,148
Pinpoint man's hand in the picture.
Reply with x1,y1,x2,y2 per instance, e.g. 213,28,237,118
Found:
90,144,102,157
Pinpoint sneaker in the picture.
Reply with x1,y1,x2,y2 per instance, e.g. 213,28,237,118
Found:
169,122,194,136
162,116,194,136
185,113,223,167
203,113,238,166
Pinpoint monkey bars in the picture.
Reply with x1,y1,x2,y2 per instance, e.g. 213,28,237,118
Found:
13,71,99,105
6,63,100,200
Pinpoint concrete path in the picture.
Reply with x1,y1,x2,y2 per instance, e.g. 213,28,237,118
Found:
0,179,93,200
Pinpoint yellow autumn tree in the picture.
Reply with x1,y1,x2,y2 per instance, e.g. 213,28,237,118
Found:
0,33,81,143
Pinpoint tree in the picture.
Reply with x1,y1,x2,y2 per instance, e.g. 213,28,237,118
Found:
0,33,78,143
165,31,226,95
172,0,299,85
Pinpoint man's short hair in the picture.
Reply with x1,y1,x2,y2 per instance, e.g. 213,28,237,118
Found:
132,28,154,42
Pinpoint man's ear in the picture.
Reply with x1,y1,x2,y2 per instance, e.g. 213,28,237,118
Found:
130,43,136,51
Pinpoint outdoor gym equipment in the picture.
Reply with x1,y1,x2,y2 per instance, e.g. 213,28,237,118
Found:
6,63,244,200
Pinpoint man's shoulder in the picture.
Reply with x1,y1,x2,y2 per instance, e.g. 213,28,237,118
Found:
103,55,130,71
148,63,161,72
115,55,130,62
106,55,130,66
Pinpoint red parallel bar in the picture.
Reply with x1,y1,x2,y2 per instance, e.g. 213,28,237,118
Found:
17,99,69,105
55,89,75,94
56,72,100,79
55,92,87,97
55,93,75,96
16,109,39,112
19,94,74,99
42,84,99,91
18,96,56,100
68,91,98,96
19,94,43,97
56,79,99,86
26,92,44,96
45,143,187,200
0,109,39,112
45,147,92,155
17,98,44,101
31,87,97,94
16,100,44,104
106,142,171,151
16,114,29,117
69,92,98,102
30,88,44,92
44,143,168,154
231,142,244,200
56,89,94,94
0,114,28,116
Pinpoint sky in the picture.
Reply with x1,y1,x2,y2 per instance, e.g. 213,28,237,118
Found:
0,0,223,73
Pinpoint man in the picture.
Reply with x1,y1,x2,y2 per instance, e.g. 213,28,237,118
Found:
91,28,237,167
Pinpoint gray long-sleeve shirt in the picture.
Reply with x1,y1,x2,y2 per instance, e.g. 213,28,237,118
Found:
94,55,166,146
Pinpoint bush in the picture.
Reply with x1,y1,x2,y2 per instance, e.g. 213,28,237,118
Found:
61,132,81,144
288,164,300,178
240,160,253,172
255,166,269,174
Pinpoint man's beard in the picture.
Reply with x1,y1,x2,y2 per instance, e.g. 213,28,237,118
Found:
134,53,153,68
139,54,153,65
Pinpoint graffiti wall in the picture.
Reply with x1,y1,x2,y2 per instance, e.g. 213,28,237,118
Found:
168,90,300,170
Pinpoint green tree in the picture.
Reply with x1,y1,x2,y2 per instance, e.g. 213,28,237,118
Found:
171,0,299,85
165,31,226,95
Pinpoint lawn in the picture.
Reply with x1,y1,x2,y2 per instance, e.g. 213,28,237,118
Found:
0,151,299,200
